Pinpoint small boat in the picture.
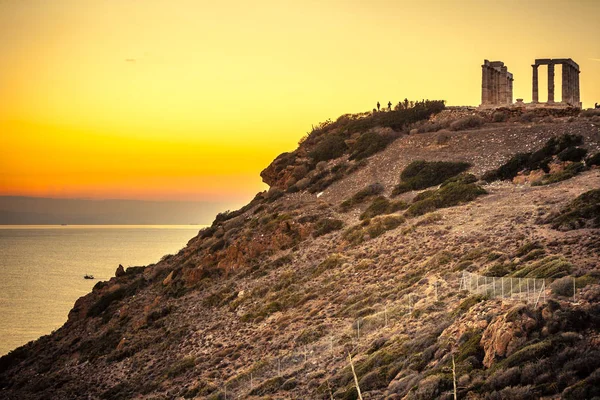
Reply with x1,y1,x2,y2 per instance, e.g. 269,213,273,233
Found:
84,274,95,280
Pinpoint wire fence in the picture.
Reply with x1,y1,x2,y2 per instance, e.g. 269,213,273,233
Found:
216,271,551,398
459,270,546,306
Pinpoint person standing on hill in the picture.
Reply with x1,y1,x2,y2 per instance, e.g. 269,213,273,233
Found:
377,101,380,111
388,101,392,110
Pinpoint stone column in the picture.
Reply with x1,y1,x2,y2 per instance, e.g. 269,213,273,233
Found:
499,67,508,105
493,69,499,104
508,76,514,104
574,69,580,105
548,63,555,103
562,63,570,104
481,65,489,105
532,65,539,103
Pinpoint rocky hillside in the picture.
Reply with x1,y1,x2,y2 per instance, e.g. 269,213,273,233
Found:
1,106,600,400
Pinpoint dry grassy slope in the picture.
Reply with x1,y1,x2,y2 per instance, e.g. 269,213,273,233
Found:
319,120,600,204
1,118,600,400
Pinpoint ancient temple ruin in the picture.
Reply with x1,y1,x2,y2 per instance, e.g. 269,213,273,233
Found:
531,58,581,107
480,57,581,109
481,60,514,107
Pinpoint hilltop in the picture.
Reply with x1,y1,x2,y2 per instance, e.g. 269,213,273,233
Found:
1,104,600,400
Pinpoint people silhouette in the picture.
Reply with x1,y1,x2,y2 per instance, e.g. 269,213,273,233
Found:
388,101,392,110
595,102,599,109
377,102,380,111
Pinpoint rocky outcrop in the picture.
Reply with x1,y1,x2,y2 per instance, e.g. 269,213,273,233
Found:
481,304,539,368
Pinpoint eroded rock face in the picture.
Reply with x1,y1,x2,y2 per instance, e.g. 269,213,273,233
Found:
481,304,538,368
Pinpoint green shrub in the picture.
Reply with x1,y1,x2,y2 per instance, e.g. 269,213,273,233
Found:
313,218,344,237
452,295,484,317
360,196,408,220
492,111,508,122
248,376,285,396
580,109,600,118
406,181,486,217
456,329,484,362
586,152,600,167
531,162,585,186
551,276,575,297
343,215,404,244
309,134,347,162
392,160,471,195
350,132,393,161
340,183,385,211
512,256,572,279
515,241,543,257
486,262,517,277
165,356,195,378
557,147,587,162
545,188,600,230
440,173,478,187
482,152,531,182
482,134,584,182
450,115,485,131
501,340,553,368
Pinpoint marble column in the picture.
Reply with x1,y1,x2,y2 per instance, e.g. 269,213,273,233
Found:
508,77,514,104
481,65,489,105
575,70,580,104
499,67,508,105
562,63,570,104
532,65,539,103
548,63,555,103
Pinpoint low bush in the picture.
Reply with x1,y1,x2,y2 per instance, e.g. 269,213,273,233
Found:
492,111,508,122
531,162,585,186
545,189,600,230
392,160,471,195
580,109,600,118
586,152,600,167
340,183,385,212
309,134,347,162
360,196,408,220
342,215,405,245
350,132,394,161
512,256,572,279
515,241,543,257
452,295,485,317
482,134,584,182
313,218,344,237
406,181,487,217
551,276,575,297
557,147,587,162
450,115,485,131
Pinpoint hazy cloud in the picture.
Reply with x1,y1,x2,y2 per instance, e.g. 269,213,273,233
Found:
125,58,137,63
589,58,600,62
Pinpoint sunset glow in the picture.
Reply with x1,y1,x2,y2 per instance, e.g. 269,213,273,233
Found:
1,0,599,202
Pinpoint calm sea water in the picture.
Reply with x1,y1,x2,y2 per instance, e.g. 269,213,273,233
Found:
0,225,202,356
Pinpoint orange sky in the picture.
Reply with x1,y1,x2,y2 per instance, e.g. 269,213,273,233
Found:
1,0,599,203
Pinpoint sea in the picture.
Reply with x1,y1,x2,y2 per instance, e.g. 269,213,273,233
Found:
0,225,202,356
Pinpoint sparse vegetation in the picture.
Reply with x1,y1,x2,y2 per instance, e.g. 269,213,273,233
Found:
360,196,408,220
450,115,485,131
340,183,385,212
313,218,344,237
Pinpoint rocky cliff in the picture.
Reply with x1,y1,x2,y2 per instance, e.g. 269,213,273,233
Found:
1,106,600,400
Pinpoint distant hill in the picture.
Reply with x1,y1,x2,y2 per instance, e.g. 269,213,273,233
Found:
0,196,243,225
